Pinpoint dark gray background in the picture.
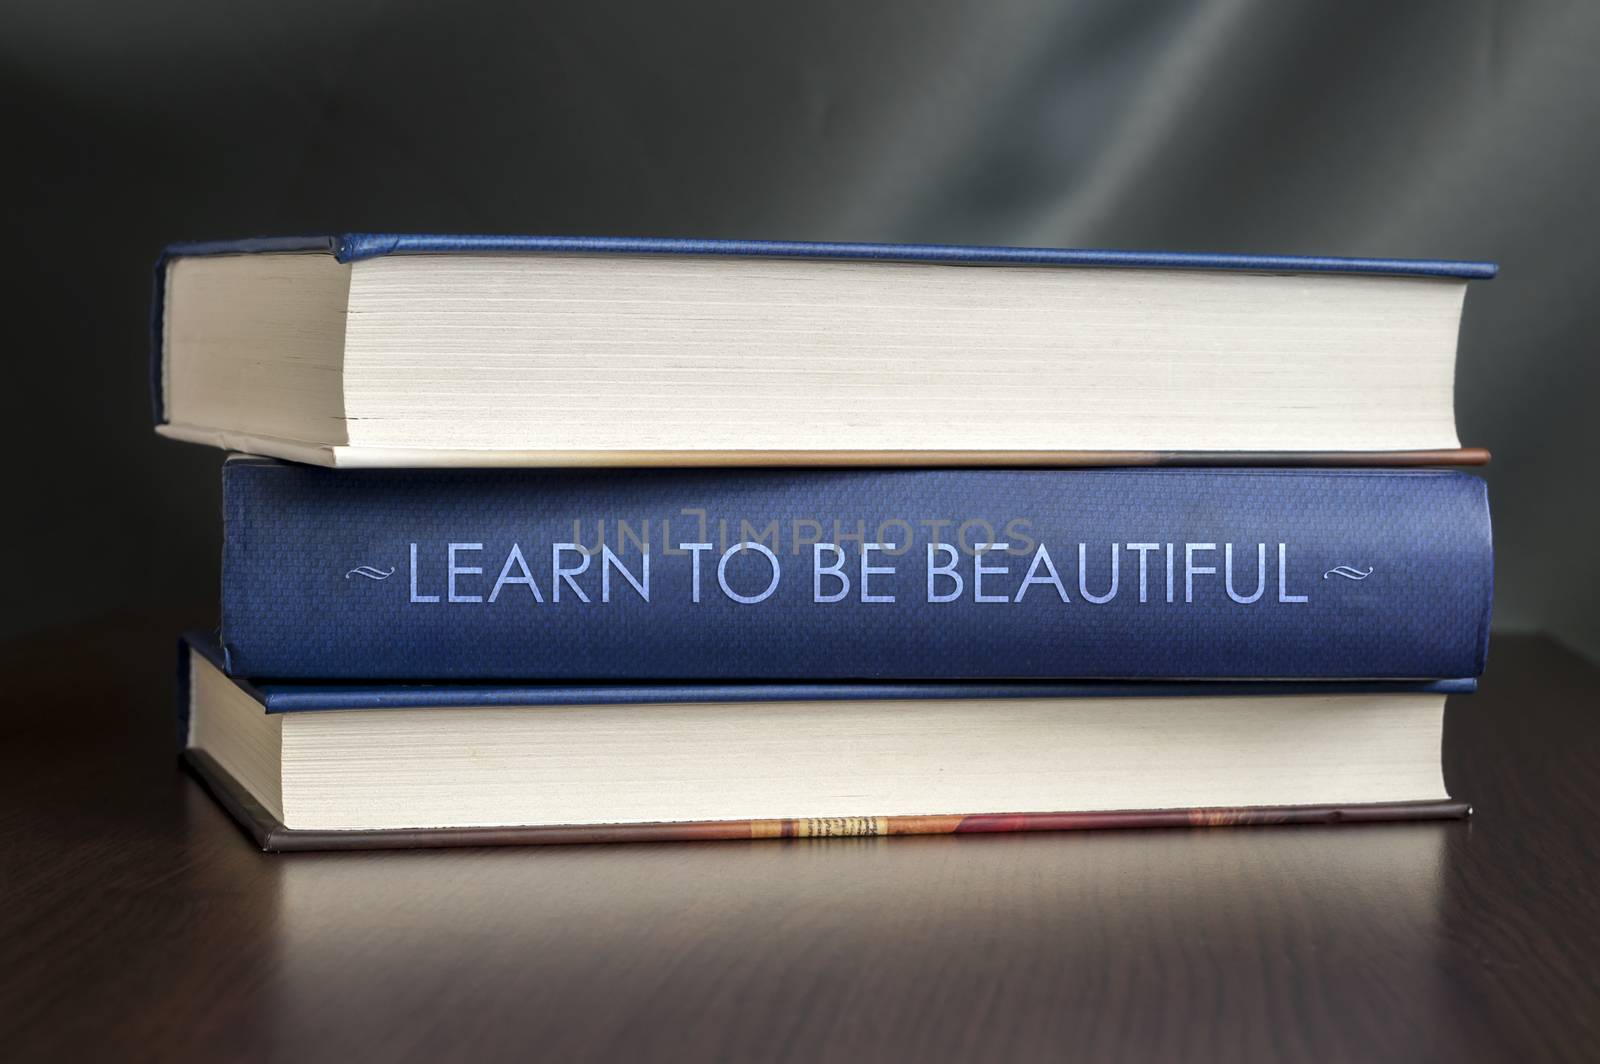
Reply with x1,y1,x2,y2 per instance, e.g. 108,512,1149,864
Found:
4,1,1595,660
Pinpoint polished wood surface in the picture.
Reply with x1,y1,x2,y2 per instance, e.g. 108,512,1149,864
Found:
3,618,1598,1061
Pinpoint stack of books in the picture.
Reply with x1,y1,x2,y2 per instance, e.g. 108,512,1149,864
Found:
155,235,1494,850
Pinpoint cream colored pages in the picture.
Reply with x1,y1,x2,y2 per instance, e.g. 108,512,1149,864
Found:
183,650,1446,833
161,251,1468,461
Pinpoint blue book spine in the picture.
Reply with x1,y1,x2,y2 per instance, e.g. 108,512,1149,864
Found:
219,461,1492,681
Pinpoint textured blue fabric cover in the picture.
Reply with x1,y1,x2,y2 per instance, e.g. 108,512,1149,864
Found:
219,462,1492,682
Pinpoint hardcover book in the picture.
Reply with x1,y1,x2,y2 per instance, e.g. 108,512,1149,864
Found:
178,636,1471,851
217,458,1493,682
153,234,1493,468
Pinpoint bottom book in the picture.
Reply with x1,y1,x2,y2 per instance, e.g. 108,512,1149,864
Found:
178,635,1471,852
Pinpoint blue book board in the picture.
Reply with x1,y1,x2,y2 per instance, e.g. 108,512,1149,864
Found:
217,460,1493,682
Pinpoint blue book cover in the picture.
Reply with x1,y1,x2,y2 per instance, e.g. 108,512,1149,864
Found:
218,460,1492,682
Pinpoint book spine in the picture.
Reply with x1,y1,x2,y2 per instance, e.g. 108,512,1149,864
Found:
220,463,1492,681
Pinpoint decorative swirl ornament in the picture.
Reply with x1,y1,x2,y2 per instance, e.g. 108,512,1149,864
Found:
344,565,396,581
1322,565,1374,581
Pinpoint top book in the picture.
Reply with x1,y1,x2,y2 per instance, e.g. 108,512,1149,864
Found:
152,234,1494,468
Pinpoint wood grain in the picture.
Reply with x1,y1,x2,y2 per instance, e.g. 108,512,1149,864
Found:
2,616,1597,1062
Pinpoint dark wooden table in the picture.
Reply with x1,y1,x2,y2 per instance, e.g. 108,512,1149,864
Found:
3,618,1599,1062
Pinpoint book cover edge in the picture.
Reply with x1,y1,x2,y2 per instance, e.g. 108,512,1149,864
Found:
160,233,1499,279
180,634,1479,706
161,423,1493,468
